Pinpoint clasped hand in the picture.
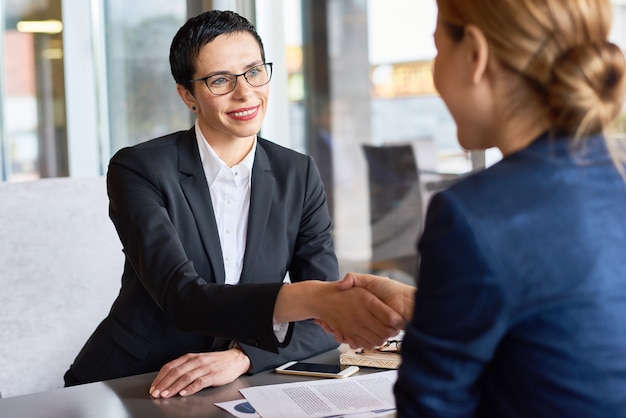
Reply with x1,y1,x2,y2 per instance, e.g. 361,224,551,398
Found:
315,273,415,349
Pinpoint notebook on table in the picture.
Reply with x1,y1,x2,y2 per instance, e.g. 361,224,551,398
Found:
340,332,403,369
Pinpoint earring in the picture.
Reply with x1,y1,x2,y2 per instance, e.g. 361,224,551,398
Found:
192,106,197,111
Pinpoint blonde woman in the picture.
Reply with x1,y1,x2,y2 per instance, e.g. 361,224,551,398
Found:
392,0,626,416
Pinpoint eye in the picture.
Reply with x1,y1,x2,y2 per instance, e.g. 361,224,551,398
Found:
247,67,262,77
209,75,233,86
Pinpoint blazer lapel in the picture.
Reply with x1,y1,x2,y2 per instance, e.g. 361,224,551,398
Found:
177,128,226,284
240,143,273,283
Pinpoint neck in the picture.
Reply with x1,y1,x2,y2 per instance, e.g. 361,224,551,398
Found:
196,121,255,167
209,136,255,167
496,113,550,157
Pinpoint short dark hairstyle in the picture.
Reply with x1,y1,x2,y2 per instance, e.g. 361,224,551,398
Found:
169,10,265,93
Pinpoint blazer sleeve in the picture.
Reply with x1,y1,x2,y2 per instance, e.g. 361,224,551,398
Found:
394,191,509,417
242,154,339,373
107,143,283,353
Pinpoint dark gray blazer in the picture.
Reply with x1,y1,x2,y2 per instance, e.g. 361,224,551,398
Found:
66,128,338,385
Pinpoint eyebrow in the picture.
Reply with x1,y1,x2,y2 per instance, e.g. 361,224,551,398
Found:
201,61,265,78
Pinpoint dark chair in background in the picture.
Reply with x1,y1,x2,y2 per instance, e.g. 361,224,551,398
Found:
363,140,462,284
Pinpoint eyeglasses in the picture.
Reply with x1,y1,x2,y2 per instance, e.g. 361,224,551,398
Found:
375,339,402,354
189,63,273,96
355,339,402,355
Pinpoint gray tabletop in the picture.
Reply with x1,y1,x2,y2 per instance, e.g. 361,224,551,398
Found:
0,347,388,417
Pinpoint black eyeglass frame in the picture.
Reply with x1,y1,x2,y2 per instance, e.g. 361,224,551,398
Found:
189,62,273,96
375,339,402,354
355,339,402,355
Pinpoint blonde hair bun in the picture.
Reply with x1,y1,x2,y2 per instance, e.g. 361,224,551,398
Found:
547,41,626,137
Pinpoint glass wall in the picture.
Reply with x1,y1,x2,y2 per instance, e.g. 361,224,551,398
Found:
282,0,626,280
0,0,625,279
281,0,465,280
1,0,67,181
0,0,192,180
102,1,190,151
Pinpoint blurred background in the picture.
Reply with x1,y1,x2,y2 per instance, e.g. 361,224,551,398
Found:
2,0,625,281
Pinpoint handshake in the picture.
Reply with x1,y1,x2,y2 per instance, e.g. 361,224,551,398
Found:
275,273,416,350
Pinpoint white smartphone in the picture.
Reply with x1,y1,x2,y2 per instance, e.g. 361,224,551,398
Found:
275,361,359,379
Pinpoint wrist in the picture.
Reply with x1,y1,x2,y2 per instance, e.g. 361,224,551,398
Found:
274,280,330,323
230,343,253,374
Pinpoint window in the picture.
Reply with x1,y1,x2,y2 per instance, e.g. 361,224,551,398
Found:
102,0,190,153
0,0,195,181
1,0,67,181
282,0,468,279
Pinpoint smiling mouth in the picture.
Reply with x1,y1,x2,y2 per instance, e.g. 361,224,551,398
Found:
229,107,258,117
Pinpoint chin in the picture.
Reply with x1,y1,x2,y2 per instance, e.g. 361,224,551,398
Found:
457,132,488,151
240,129,261,139
456,133,472,150
231,125,261,138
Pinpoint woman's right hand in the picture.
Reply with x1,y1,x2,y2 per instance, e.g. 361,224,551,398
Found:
314,274,415,346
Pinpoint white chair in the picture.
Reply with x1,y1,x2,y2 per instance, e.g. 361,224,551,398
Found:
0,176,123,397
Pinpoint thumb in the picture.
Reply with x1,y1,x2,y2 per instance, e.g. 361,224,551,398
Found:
335,273,357,290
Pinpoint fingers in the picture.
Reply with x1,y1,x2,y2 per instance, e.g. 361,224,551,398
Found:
149,350,249,398
150,355,191,397
314,319,359,347
345,338,359,349
314,319,353,346
331,329,347,343
358,286,407,330
313,319,334,334
150,353,203,398
319,279,409,348
324,287,403,349
338,272,390,292
346,314,399,348
341,326,395,349
343,272,416,321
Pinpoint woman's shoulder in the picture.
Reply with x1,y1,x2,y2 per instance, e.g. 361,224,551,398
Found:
112,129,194,160
125,128,193,151
257,136,307,158
256,137,312,168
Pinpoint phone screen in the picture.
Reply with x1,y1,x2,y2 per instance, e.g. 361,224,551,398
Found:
284,362,341,374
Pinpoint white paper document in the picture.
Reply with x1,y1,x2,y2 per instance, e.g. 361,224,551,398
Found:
237,370,397,418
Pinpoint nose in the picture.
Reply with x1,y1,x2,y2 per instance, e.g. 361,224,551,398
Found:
231,75,253,98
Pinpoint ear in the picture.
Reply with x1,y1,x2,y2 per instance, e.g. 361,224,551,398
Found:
464,24,490,85
176,84,197,111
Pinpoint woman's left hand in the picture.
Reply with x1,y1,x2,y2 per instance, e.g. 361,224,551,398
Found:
149,348,251,398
